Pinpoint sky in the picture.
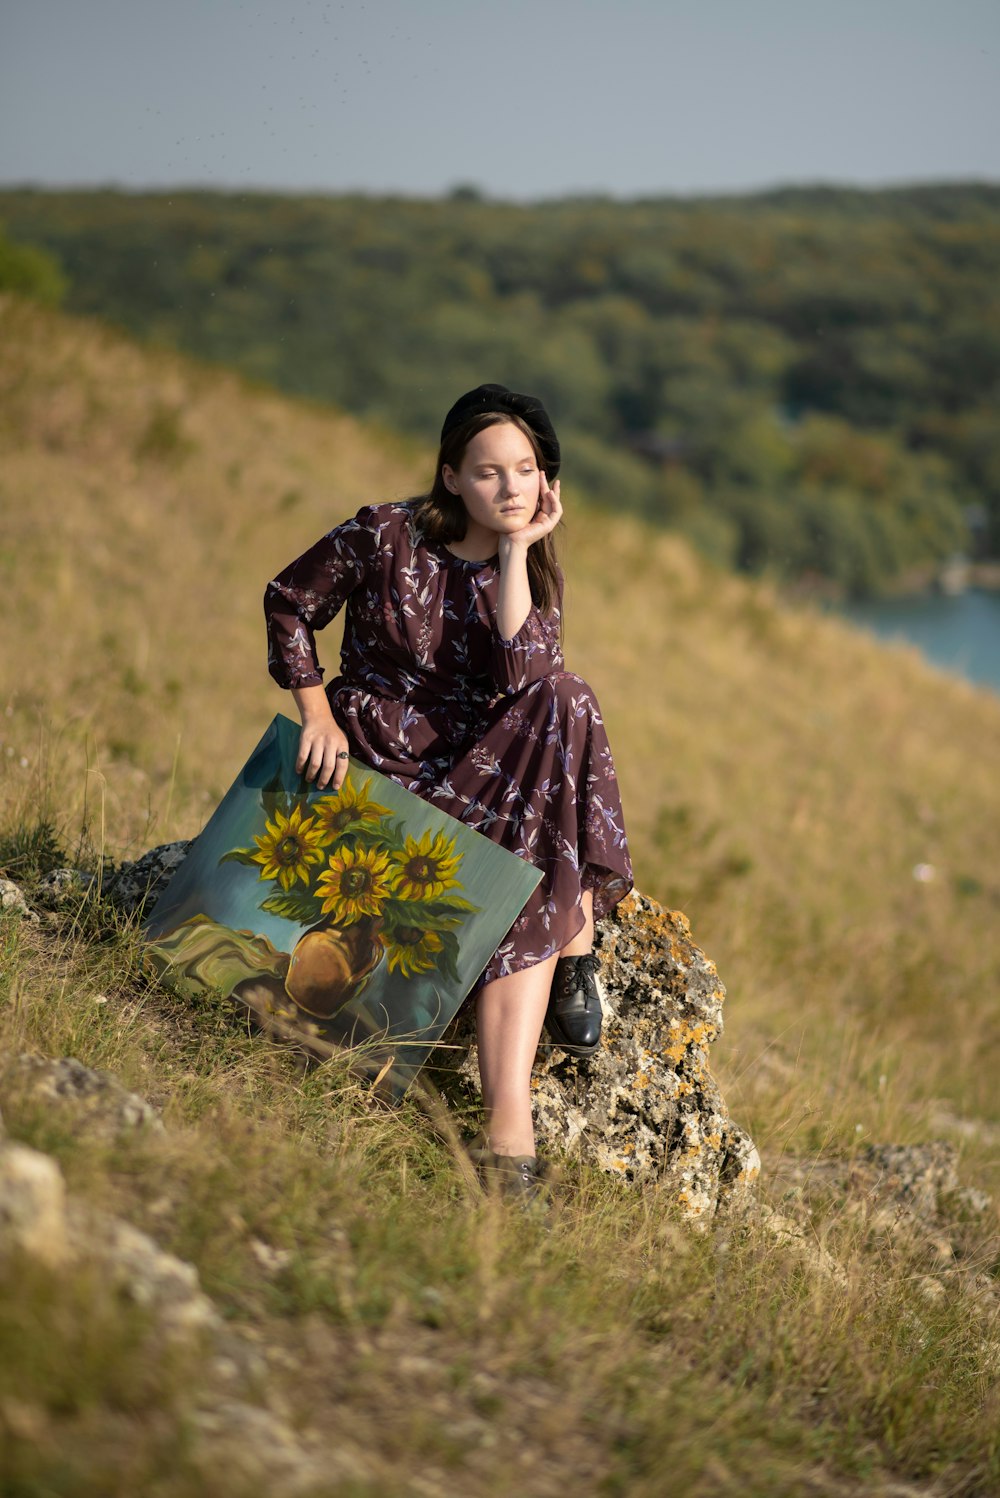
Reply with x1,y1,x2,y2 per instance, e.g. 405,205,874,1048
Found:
1,0,999,200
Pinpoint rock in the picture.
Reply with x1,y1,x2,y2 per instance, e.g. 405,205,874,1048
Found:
36,867,95,903
249,1235,295,1276
0,1149,217,1343
0,878,39,923
0,1138,217,1346
769,1141,985,1227
429,890,759,1219
766,1142,998,1306
0,1131,364,1489
185,1399,368,1497
76,1209,221,1343
0,1142,71,1268
861,1142,967,1219
102,840,192,916
1,1054,165,1139
755,1202,848,1285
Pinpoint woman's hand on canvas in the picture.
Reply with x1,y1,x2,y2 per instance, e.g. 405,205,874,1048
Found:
291,685,350,792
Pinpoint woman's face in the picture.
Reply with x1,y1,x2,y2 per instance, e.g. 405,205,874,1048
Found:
441,421,542,537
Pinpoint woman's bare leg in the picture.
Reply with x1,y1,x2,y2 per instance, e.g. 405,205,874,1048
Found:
476,891,596,1156
476,952,558,1157
559,888,594,957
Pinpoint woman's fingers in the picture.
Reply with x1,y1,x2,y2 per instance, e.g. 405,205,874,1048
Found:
525,474,561,541
299,732,325,783
311,745,343,791
537,472,562,526
297,726,350,791
329,740,350,790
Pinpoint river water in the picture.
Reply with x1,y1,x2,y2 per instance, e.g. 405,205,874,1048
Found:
836,589,1000,694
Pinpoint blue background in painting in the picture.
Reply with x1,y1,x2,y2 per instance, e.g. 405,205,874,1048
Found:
144,715,541,1035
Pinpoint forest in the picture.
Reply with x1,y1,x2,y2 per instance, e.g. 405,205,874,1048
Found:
3,182,999,594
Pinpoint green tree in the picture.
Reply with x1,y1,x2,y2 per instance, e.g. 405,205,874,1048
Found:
0,225,66,305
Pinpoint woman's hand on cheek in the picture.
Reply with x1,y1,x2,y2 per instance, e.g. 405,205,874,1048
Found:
538,472,561,525
506,473,561,553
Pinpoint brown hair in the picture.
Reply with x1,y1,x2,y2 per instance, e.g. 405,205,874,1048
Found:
408,412,563,617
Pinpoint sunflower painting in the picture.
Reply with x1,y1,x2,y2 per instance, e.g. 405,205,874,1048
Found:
250,804,327,890
390,830,462,902
316,844,395,925
143,714,542,1095
310,776,388,841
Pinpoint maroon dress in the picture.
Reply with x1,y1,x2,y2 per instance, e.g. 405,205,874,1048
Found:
264,501,632,989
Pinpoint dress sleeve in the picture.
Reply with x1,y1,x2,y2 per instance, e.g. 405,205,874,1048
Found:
264,505,380,689
490,564,566,695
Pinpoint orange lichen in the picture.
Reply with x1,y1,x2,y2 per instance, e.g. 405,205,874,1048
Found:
662,1016,719,1063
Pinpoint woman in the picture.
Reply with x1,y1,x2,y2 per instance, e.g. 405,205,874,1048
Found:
264,384,632,1198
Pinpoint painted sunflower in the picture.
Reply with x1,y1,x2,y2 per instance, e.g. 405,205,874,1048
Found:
312,775,390,843
390,829,462,903
316,844,394,925
384,924,444,978
251,804,327,891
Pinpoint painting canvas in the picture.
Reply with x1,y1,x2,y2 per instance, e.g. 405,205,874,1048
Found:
143,714,542,1096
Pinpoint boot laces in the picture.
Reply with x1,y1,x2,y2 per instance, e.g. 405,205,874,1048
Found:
559,951,599,997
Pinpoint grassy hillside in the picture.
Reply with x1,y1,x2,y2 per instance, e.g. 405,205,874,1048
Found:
2,295,1000,1494
4,184,1000,589
2,290,998,1141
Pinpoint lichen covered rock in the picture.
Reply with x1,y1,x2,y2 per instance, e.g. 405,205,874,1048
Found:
103,840,192,916
35,867,95,904
1,1054,164,1139
764,1142,997,1304
430,890,760,1219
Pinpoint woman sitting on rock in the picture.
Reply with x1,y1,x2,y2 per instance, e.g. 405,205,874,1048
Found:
264,384,633,1199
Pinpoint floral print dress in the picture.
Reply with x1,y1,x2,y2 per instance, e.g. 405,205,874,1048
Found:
264,501,632,989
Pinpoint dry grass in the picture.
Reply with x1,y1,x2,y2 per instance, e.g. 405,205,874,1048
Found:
4,904,1000,1496
2,295,1000,1495
560,517,1000,1169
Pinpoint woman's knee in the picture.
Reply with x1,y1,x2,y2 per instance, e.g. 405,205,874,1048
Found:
534,670,600,715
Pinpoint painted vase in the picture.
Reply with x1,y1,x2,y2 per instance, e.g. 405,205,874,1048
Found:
284,915,384,1018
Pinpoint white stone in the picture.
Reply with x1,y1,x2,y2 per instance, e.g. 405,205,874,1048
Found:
0,1142,71,1267
0,879,39,923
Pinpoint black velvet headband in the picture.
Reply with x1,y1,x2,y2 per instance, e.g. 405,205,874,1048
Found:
440,383,561,480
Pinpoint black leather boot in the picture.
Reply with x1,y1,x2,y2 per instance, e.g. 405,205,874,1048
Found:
546,951,604,1053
